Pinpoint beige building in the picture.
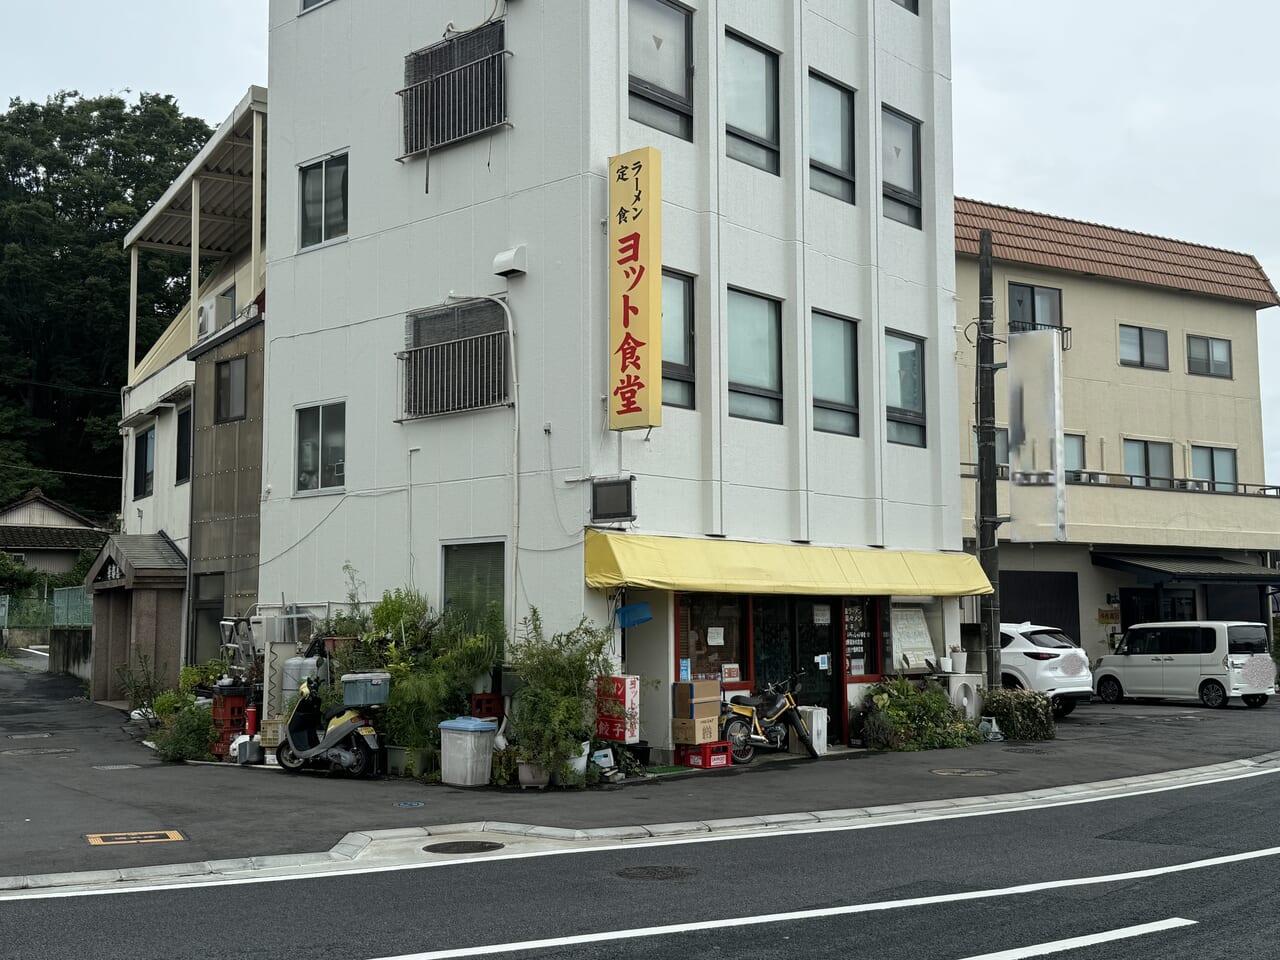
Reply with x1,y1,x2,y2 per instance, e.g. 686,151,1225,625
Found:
955,198,1280,662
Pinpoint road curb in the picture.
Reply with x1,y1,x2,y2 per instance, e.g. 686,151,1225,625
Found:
4,755,1276,893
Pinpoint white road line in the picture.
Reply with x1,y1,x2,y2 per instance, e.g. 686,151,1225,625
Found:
18,648,48,657
954,917,1197,960
3,764,1277,901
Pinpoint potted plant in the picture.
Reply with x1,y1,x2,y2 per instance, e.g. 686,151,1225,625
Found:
508,610,612,788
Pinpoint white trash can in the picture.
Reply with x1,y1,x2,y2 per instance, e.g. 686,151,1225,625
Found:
438,716,498,786
789,706,829,756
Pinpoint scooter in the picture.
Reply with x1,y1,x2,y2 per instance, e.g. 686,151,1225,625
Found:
721,673,819,763
276,674,379,777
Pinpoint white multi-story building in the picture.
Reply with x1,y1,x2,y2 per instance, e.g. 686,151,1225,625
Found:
260,0,985,749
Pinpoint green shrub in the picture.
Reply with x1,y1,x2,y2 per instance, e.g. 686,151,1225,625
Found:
153,704,217,762
854,675,983,751
982,688,1055,741
179,660,228,695
152,689,194,723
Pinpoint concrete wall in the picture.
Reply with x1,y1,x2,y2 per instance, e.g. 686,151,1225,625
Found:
49,628,92,684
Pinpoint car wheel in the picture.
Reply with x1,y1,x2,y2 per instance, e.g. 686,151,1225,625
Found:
1242,693,1269,708
1052,697,1076,719
1001,675,1023,690
1199,680,1227,709
1096,676,1124,704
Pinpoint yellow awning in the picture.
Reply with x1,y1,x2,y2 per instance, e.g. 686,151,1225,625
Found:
584,530,992,597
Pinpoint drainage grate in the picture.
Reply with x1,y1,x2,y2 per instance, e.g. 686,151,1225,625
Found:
1,747,77,756
615,865,699,881
423,841,505,854
930,768,1000,777
7,733,51,740
93,764,141,771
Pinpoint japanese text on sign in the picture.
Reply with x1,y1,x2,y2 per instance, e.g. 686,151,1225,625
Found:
608,147,663,430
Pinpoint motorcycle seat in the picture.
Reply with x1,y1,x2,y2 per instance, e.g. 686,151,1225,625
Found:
730,694,763,707
323,705,350,725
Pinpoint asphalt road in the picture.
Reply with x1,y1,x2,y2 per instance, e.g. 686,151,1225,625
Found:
3,657,1280,877
1,772,1277,959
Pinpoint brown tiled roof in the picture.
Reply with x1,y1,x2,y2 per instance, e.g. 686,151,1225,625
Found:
956,197,1280,308
0,526,109,551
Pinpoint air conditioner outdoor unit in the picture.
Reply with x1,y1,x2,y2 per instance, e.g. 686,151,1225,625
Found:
946,673,984,720
196,294,234,339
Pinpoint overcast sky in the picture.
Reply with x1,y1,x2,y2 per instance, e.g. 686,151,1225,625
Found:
4,1,1279,478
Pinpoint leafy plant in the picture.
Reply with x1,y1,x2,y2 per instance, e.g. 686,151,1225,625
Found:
152,689,194,723
982,688,1056,741
116,654,161,721
490,746,519,786
179,659,228,695
153,703,217,762
853,675,982,751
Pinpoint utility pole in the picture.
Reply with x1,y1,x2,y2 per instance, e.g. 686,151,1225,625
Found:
977,228,1002,690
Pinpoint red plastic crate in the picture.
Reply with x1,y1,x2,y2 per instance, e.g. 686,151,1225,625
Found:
677,740,731,769
212,692,247,724
470,693,503,720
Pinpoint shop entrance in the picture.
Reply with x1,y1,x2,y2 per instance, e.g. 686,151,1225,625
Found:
751,597,843,744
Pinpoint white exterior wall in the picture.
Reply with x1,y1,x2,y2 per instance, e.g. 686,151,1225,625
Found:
261,0,957,636
121,362,193,552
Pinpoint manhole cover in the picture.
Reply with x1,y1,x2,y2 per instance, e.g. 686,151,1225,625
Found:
930,768,1000,777
93,764,141,770
615,865,699,881
1004,748,1047,755
7,733,50,740
1,747,77,756
423,841,505,854
396,801,425,808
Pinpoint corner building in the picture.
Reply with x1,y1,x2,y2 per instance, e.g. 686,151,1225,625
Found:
260,0,985,753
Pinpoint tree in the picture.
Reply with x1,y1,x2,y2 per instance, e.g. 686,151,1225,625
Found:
0,92,212,519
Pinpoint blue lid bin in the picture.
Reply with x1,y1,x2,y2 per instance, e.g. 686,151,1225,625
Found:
438,716,498,786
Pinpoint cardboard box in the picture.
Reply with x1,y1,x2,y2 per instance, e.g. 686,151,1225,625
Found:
671,716,719,745
673,697,721,720
673,680,721,703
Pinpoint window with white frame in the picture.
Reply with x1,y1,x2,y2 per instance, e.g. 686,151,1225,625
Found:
1187,334,1232,378
809,72,855,203
629,0,693,140
300,154,348,248
1123,438,1173,488
812,311,858,435
885,332,925,446
296,402,346,491
443,541,505,630
724,32,779,175
1192,445,1237,492
133,425,155,499
728,289,782,423
881,106,921,228
662,270,695,408
1119,323,1168,370
400,299,508,418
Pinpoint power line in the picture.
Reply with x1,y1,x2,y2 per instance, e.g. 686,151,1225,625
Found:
0,374,119,398
0,460,120,480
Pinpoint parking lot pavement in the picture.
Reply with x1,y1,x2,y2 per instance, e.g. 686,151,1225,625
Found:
2,658,1278,878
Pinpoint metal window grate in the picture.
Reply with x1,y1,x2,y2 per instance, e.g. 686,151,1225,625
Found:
399,21,508,158
400,332,508,418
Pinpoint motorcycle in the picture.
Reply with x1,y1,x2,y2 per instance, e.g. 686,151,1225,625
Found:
721,673,819,763
276,673,379,777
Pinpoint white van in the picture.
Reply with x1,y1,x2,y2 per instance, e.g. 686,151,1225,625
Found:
1093,621,1276,708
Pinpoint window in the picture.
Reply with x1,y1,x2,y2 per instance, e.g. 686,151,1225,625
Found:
662,271,695,408
133,425,155,499
629,0,692,140
890,0,919,12
296,402,346,491
2,552,24,564
443,542,505,630
809,72,854,203
1187,334,1232,378
971,426,1009,464
1118,324,1168,370
300,154,348,248
727,289,782,423
885,332,925,446
1008,283,1061,331
724,32,779,174
678,593,747,684
400,20,507,157
1192,445,1237,492
1065,433,1085,473
812,311,858,435
215,357,247,423
881,106,921,227
1123,438,1173,488
401,299,508,418
175,408,191,485
301,0,330,8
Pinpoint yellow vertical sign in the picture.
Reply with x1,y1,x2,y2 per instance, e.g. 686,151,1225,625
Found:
608,146,662,430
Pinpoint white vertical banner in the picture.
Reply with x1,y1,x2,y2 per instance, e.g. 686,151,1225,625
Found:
1007,329,1065,542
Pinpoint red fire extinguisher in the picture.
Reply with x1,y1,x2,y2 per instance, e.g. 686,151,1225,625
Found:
245,704,259,737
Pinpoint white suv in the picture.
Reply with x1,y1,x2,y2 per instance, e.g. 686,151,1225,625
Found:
999,622,1094,718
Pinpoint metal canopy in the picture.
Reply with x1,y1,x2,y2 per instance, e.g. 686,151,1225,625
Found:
123,85,267,259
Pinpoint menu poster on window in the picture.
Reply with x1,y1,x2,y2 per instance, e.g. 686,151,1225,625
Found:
844,600,871,676
706,626,725,646
891,606,936,670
